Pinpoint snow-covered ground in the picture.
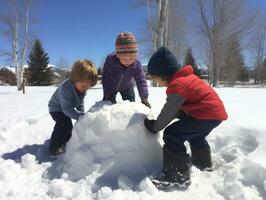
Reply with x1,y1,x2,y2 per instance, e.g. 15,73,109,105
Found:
0,85,266,200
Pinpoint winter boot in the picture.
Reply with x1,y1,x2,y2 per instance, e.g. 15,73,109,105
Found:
152,147,191,190
190,145,213,171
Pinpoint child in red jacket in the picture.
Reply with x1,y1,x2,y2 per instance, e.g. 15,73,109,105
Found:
144,47,228,190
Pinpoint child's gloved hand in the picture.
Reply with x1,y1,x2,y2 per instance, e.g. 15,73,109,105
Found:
144,118,157,134
103,94,117,104
177,111,187,119
78,113,85,121
141,98,151,108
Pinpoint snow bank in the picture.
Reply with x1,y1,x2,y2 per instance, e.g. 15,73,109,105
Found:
48,101,162,190
1,87,266,199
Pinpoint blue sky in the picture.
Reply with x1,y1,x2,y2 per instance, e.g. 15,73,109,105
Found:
1,0,266,68
0,0,147,67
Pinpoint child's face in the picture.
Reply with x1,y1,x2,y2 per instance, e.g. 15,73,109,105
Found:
75,81,91,93
117,53,137,67
152,76,168,87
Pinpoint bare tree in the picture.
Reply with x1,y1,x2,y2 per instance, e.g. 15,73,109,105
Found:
144,0,187,55
57,57,70,70
197,0,257,86
134,0,188,86
142,0,163,86
145,0,159,53
20,0,30,90
222,34,245,86
166,1,187,62
0,0,32,91
253,20,266,84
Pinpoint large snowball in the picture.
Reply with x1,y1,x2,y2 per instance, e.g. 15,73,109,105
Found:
53,101,162,190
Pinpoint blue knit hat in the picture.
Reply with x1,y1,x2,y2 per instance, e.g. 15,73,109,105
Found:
147,46,180,76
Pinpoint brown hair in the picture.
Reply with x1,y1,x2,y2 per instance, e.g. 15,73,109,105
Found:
150,75,172,83
70,59,98,86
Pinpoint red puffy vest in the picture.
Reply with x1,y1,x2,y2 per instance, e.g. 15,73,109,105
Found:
166,65,228,121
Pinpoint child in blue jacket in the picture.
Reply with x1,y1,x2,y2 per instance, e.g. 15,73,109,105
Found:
48,59,98,156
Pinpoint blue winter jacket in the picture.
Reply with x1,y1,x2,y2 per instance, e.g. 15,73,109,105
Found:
48,79,86,120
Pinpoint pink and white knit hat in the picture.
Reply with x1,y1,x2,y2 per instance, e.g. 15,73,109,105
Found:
115,32,138,54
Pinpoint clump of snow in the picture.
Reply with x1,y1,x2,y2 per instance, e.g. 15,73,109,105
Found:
0,155,50,199
48,101,162,190
139,177,157,194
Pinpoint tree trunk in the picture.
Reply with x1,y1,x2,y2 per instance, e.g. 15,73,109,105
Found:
162,0,169,46
146,0,157,52
156,0,168,49
19,0,30,93
13,6,21,90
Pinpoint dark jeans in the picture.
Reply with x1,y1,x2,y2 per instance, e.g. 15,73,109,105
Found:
163,116,221,154
49,112,73,152
119,86,135,102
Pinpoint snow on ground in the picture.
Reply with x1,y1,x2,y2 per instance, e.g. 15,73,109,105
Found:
0,85,266,200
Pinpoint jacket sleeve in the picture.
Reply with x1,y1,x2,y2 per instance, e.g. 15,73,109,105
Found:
134,61,149,99
59,86,84,120
102,56,114,96
153,94,186,132
76,98,85,112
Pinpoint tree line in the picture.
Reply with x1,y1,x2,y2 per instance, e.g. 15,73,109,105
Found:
135,0,266,86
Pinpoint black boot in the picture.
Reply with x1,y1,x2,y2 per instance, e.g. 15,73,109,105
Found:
152,147,191,190
190,145,213,171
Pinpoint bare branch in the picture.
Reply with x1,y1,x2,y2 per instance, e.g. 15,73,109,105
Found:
197,0,258,86
0,0,34,90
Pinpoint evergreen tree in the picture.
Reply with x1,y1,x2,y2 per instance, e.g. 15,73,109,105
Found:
262,58,266,82
221,34,245,86
184,48,201,77
26,39,53,86
97,67,103,76
238,66,249,82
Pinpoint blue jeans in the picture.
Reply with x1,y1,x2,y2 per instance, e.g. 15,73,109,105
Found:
119,86,135,102
163,116,221,154
49,112,73,152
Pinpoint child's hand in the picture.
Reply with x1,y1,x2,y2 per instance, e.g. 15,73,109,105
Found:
177,111,187,119
103,94,117,104
141,98,151,108
78,113,85,121
144,119,157,134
